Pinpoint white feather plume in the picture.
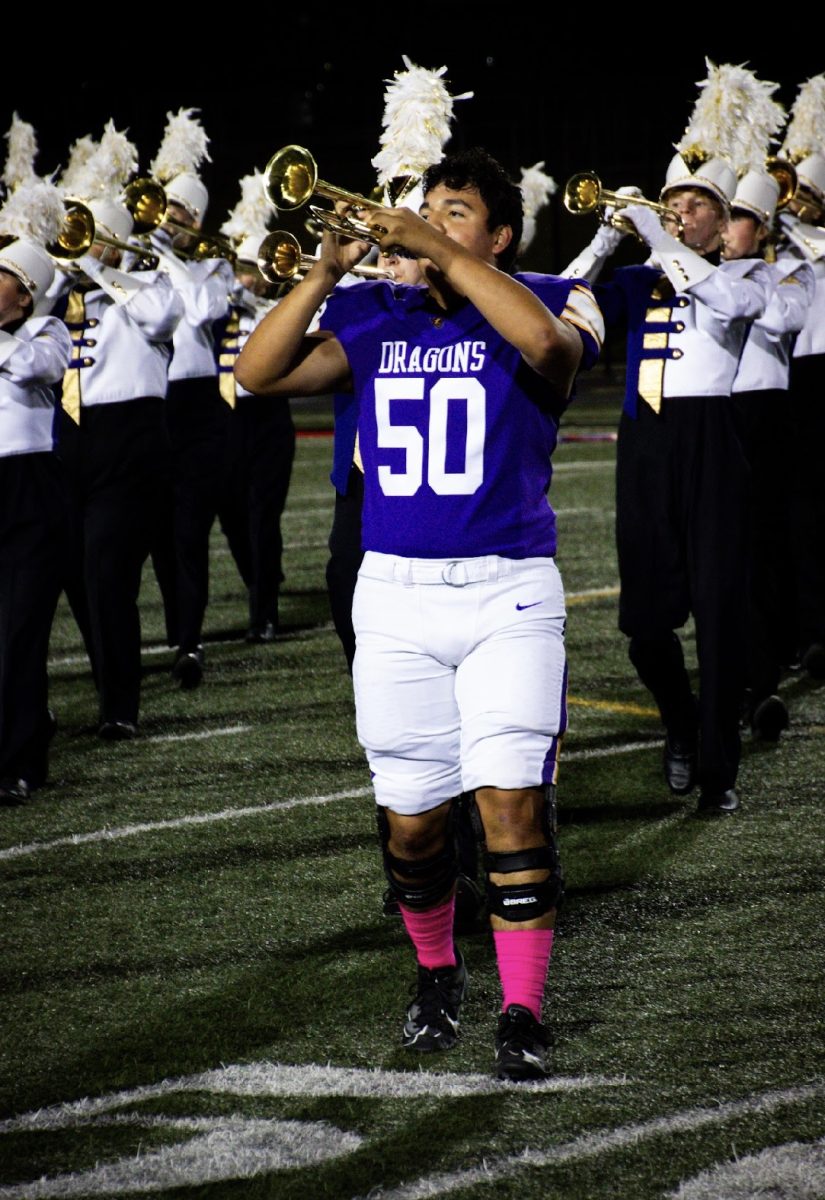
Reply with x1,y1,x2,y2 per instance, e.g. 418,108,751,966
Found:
0,177,65,244
372,56,472,185
676,59,781,170
58,135,97,193
2,113,38,190
220,170,272,241
782,74,825,162
519,161,557,253
62,122,137,199
150,108,211,183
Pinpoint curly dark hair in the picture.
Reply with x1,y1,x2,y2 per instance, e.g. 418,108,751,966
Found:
421,148,523,273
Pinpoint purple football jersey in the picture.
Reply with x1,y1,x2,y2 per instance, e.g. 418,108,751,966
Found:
321,273,601,558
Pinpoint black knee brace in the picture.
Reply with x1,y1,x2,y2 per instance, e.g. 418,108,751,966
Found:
376,806,459,912
470,786,564,922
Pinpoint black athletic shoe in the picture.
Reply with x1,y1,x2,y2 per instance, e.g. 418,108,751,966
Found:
663,733,698,796
172,647,204,690
750,694,789,742
402,950,468,1052
494,1004,550,1081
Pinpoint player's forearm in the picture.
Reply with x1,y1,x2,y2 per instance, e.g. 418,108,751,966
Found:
235,264,336,394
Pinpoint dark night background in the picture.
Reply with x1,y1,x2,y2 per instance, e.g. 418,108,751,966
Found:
3,19,822,273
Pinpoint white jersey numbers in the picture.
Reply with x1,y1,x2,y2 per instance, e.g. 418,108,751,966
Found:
374,377,486,498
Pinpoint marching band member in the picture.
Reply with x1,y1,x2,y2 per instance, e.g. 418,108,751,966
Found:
147,109,236,689
45,123,183,740
723,145,815,740
564,62,772,814
215,173,295,644
775,76,825,681
0,166,72,802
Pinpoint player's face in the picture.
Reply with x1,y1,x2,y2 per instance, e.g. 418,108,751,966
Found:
0,269,32,327
721,213,766,260
664,188,725,253
418,184,511,266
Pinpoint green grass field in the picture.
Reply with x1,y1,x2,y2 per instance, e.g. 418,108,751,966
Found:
2,389,824,1199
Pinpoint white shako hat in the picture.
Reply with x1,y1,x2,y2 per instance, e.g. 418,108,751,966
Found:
781,75,825,201
150,108,211,221
0,121,65,303
731,170,781,223
88,196,133,243
372,56,472,211
0,237,55,304
796,151,825,201
221,170,272,265
165,172,209,221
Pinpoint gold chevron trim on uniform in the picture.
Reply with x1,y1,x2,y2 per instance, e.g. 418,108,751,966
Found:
61,290,86,425
562,312,603,346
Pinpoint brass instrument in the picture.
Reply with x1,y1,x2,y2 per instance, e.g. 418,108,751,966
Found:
263,145,388,244
563,171,685,240
765,157,798,211
47,199,157,265
257,230,395,283
122,177,238,263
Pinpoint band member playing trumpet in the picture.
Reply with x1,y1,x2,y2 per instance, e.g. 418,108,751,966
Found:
563,62,772,814
236,147,603,1080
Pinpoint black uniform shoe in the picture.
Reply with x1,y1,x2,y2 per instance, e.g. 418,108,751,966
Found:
697,788,739,814
98,720,138,741
246,621,278,644
172,647,204,689
0,777,31,806
664,734,698,795
494,1004,550,1081
402,950,468,1052
750,695,789,742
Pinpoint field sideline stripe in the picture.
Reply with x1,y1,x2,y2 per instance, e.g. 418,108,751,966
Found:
0,737,668,863
48,624,335,668
147,725,253,744
567,696,659,718
364,1083,824,1200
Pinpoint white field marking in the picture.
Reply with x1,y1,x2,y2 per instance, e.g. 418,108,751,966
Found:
146,724,253,744
566,584,620,603
362,1084,824,1200
564,739,660,761
553,507,614,517
48,624,335,668
0,787,373,863
551,460,614,473
0,738,664,863
0,1062,626,1136
669,1135,825,1200
0,1115,362,1198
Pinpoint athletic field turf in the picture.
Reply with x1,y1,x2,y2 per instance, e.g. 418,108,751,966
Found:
2,389,824,1198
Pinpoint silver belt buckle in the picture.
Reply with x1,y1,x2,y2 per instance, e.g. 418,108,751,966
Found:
441,561,468,587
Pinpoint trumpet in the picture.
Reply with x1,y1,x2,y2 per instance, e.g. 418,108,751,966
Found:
257,230,395,283
122,177,238,263
47,199,157,266
263,145,389,244
563,171,685,240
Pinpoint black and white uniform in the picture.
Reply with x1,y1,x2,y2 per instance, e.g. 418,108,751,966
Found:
0,314,71,786
150,242,235,655
731,258,815,701
566,241,770,793
47,266,182,726
214,290,296,636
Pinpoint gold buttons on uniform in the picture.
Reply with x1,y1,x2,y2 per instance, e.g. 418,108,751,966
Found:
672,349,684,359
83,358,95,367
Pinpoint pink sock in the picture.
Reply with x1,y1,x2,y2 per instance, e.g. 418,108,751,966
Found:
399,896,457,969
493,928,554,1022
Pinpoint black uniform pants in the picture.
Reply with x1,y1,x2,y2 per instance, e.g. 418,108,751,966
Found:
616,395,750,794
60,399,168,726
0,453,66,785
218,394,295,632
788,353,825,655
731,388,794,701
154,378,231,654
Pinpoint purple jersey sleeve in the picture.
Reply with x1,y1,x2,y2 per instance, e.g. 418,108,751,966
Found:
321,274,602,560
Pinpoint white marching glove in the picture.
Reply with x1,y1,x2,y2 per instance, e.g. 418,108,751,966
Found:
590,222,625,257
619,204,673,250
620,204,716,291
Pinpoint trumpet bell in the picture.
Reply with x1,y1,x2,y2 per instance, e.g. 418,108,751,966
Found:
258,230,302,282
264,146,318,211
122,177,167,234
563,172,601,216
766,157,798,211
48,200,95,260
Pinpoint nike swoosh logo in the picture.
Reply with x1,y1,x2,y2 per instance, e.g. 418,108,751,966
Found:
516,601,543,611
